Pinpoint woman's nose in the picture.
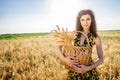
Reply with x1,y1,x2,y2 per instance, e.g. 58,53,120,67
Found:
84,20,88,24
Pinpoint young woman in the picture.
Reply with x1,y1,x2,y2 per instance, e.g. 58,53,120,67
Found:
56,9,104,80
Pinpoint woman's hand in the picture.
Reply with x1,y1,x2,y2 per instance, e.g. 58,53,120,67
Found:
74,65,91,74
62,56,76,67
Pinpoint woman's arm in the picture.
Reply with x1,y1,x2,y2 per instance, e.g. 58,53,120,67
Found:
88,35,104,70
56,45,65,60
56,45,79,71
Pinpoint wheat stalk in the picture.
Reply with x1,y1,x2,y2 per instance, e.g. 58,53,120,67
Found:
51,25,75,45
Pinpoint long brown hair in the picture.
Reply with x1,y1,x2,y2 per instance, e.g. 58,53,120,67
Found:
75,9,98,38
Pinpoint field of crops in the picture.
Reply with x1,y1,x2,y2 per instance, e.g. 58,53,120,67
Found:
0,30,120,80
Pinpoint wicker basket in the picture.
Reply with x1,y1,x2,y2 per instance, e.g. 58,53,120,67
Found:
62,31,92,66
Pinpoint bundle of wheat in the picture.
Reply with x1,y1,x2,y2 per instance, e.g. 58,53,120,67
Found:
51,25,92,66
51,25,75,46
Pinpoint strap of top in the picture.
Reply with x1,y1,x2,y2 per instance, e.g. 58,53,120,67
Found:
72,31,91,48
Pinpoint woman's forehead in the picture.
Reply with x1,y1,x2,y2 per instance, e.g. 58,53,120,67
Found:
80,14,91,19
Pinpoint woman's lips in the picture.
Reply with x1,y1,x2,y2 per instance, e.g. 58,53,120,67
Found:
84,25,88,27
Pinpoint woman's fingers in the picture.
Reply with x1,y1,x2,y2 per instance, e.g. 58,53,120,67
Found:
70,60,79,66
64,56,81,71
78,65,89,73
68,56,75,60
64,57,74,66
65,56,79,67
74,66,82,73
73,62,79,65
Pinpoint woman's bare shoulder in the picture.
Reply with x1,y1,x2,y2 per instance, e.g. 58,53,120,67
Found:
93,34,101,44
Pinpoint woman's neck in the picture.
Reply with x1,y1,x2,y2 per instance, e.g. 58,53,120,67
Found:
83,29,90,35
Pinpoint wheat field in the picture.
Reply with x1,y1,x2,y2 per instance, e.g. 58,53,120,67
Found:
0,31,120,80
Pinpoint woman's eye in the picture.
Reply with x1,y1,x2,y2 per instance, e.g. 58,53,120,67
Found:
81,19,84,21
87,18,90,20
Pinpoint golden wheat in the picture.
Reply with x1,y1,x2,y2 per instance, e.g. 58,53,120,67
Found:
0,31,120,80
51,25,75,46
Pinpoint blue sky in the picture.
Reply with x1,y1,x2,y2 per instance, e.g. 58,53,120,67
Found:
0,0,120,34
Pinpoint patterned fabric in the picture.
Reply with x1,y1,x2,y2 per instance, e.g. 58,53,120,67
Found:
66,33,99,80
74,33,95,47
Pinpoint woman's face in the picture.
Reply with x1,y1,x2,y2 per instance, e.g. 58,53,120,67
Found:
80,14,91,30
